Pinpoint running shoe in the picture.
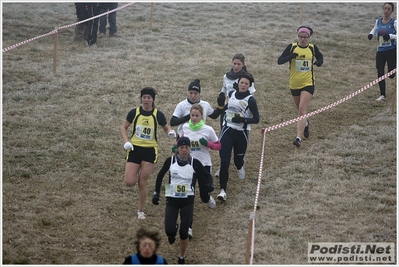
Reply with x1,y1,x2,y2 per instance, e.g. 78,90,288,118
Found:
178,256,185,264
293,137,301,147
207,196,216,209
237,167,245,179
376,95,386,101
137,210,146,220
304,120,310,139
217,189,227,201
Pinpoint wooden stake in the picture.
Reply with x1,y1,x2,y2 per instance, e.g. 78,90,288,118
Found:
245,217,253,264
53,27,58,74
150,3,154,31
299,3,303,24
391,76,397,116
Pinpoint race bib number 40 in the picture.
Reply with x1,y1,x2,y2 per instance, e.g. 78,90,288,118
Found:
135,125,154,140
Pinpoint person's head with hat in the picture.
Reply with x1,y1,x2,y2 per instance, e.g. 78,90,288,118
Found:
140,87,157,110
187,79,201,104
176,136,191,159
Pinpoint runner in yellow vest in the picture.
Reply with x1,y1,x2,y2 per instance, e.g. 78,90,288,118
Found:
120,87,176,219
278,26,324,147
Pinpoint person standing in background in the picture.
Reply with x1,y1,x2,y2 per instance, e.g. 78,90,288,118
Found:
368,2,396,101
120,87,176,220
86,3,101,47
277,26,324,147
74,3,89,42
99,3,118,38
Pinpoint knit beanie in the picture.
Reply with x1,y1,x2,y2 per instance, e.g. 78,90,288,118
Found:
177,136,191,147
188,79,201,93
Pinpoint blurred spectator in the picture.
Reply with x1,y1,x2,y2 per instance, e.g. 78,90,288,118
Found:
74,3,88,42
86,3,101,46
99,3,118,38
74,3,100,46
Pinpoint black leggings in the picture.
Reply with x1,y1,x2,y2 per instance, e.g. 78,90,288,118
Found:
376,48,396,96
189,166,212,229
165,196,194,240
218,126,249,191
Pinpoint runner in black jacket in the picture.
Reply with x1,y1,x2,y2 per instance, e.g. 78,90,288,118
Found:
152,137,214,265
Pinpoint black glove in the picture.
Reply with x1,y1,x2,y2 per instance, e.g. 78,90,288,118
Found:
289,53,298,60
383,34,390,41
233,82,239,90
232,114,246,123
368,34,373,40
314,60,323,67
152,192,160,205
205,183,214,193
183,114,190,122
217,92,226,107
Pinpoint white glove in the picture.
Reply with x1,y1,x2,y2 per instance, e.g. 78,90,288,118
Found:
123,142,134,151
168,130,176,139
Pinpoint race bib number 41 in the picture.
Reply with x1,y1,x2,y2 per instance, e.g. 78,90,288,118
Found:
296,59,311,72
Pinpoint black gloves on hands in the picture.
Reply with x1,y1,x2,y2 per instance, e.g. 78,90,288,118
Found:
152,192,160,205
383,34,390,41
206,183,214,193
232,114,246,123
368,34,373,40
217,92,226,107
289,53,298,60
314,60,323,67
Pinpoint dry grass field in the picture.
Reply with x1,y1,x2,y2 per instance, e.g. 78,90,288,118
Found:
2,2,396,265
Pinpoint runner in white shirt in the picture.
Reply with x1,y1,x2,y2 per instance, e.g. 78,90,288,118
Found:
171,79,223,137
173,104,221,240
215,53,256,177
152,136,214,264
217,72,260,202
177,104,221,174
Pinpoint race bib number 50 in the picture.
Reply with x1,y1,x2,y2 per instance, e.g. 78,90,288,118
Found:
165,183,189,198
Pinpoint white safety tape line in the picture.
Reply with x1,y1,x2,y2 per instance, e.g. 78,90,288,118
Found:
262,69,397,134
251,68,396,264
3,2,135,53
